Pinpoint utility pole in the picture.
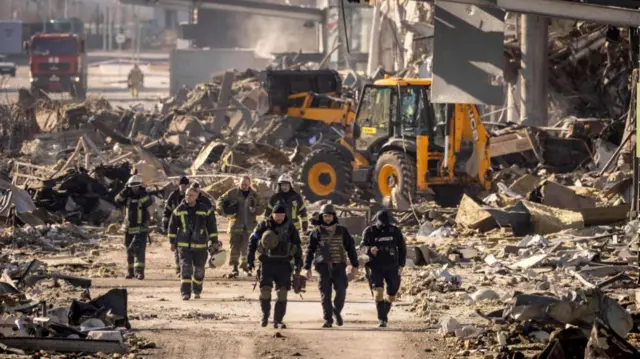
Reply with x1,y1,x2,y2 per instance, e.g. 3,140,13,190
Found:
519,14,549,126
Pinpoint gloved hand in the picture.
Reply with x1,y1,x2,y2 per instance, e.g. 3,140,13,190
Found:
209,240,222,252
301,221,309,233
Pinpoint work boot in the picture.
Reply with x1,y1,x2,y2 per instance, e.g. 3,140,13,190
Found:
194,293,201,299
274,301,287,329
333,308,343,327
376,301,385,322
230,264,239,278
182,294,190,301
126,269,134,279
135,273,144,280
322,321,332,328
383,300,392,322
260,300,271,327
378,320,387,328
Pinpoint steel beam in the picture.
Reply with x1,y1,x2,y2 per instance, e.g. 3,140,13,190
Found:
119,0,325,22
425,0,640,26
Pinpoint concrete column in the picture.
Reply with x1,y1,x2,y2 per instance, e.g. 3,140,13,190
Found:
519,14,548,126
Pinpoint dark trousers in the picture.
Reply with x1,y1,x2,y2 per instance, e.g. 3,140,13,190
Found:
174,249,180,272
260,262,292,291
370,266,401,296
179,248,208,295
316,263,348,323
125,232,147,275
259,261,292,323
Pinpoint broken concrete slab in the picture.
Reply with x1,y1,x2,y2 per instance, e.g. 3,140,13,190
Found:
540,180,596,209
517,200,584,235
455,194,496,232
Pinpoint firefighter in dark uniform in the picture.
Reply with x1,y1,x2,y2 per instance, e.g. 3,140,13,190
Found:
217,175,264,277
163,176,190,275
190,182,213,209
114,175,153,280
304,204,359,328
265,173,308,233
168,187,220,300
361,209,407,327
247,203,302,328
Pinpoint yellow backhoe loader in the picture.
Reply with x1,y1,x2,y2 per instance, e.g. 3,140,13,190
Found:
262,70,492,206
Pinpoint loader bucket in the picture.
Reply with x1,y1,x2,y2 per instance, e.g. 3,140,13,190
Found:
261,69,342,115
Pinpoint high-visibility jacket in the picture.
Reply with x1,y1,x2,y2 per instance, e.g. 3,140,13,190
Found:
264,191,308,230
114,187,153,234
168,200,219,250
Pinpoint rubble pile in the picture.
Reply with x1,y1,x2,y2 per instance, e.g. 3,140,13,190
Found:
0,254,149,357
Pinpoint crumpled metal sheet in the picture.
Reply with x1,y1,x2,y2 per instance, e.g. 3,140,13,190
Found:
585,318,640,359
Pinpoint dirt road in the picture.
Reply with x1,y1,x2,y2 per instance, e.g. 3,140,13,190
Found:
94,222,450,359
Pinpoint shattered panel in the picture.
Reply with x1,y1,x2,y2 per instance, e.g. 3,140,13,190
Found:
432,1,505,105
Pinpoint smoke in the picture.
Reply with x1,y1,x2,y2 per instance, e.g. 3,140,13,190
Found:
234,16,319,59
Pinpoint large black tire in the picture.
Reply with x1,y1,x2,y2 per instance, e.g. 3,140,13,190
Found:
373,151,416,203
299,148,353,204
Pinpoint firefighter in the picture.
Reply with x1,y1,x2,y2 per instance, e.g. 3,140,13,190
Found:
304,204,359,328
190,182,213,209
163,176,190,276
114,175,153,280
168,187,220,300
265,173,308,233
361,209,407,327
127,64,144,99
216,175,264,277
247,203,302,328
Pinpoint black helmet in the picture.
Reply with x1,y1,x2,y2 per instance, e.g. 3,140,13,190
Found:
321,204,336,215
222,198,239,215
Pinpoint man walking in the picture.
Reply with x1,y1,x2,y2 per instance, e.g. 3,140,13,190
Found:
361,209,407,327
168,187,220,300
304,204,359,328
164,176,190,276
247,204,302,328
217,175,263,277
114,175,153,280
127,64,144,99
265,174,308,233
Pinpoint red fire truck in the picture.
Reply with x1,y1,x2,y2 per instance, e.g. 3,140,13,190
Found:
25,32,87,100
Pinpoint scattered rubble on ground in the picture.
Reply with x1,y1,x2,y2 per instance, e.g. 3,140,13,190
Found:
0,21,640,358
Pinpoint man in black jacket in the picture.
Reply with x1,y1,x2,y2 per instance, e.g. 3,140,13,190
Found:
248,203,302,328
361,209,407,327
163,176,190,275
168,187,220,300
304,204,359,328
265,173,308,233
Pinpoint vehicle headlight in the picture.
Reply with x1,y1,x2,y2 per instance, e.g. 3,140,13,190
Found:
72,76,80,82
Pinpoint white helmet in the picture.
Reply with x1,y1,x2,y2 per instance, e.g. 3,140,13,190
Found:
208,249,227,268
278,173,293,184
126,175,143,187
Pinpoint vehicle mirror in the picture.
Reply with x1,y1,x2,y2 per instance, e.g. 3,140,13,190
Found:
352,122,362,140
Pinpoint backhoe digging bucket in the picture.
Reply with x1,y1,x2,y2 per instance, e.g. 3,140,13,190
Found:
261,69,342,115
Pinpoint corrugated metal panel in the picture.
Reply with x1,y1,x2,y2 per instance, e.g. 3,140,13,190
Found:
432,1,505,105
